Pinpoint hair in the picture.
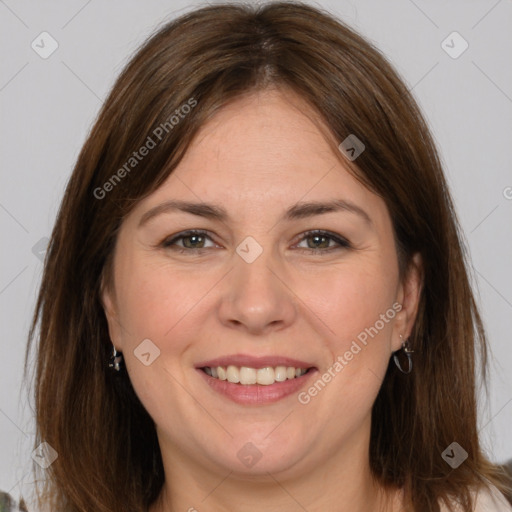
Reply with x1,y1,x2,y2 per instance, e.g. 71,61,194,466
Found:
25,1,511,511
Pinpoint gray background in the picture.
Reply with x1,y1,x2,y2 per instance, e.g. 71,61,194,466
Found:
1,0,511,501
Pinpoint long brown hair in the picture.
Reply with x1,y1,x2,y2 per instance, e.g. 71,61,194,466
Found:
26,2,511,511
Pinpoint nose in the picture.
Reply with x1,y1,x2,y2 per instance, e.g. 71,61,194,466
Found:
217,246,297,336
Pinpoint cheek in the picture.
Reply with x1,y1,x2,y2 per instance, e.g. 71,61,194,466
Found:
297,261,398,356
114,256,212,345
294,265,398,430
112,260,201,426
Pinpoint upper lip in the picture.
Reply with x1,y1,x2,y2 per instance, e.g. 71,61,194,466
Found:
196,354,317,370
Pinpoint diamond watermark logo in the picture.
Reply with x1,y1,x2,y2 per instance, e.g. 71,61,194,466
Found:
237,442,263,468
236,236,263,264
441,32,468,59
134,338,161,366
338,134,365,161
31,32,59,59
441,442,468,468
32,442,58,469
31,236,49,262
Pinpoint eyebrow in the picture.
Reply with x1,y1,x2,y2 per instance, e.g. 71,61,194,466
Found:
138,198,373,228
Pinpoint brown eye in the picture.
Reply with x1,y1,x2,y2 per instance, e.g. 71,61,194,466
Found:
295,230,351,253
160,229,350,255
162,230,215,251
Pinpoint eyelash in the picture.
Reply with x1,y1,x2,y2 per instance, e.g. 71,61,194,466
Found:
160,229,351,255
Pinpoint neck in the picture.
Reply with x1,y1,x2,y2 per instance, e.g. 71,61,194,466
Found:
149,422,402,512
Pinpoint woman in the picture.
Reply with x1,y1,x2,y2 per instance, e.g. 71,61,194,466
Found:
26,2,512,511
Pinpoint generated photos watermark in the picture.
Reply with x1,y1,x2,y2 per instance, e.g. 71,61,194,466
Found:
298,302,403,404
93,97,197,200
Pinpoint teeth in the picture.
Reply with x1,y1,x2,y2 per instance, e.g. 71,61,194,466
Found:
203,365,309,385
240,366,257,385
226,365,240,383
274,366,287,382
256,367,274,385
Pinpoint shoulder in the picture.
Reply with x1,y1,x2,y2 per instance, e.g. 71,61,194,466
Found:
439,484,512,512
472,484,512,511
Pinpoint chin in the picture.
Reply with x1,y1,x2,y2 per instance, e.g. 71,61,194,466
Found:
200,431,310,478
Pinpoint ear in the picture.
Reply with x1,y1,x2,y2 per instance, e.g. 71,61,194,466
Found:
391,252,423,352
100,272,124,351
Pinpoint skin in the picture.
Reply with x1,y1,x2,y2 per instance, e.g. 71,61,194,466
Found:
101,87,423,512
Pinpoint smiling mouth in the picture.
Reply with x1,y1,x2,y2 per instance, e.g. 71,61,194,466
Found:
200,365,314,386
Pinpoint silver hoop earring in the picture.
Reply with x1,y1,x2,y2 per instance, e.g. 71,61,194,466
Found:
108,345,123,372
393,335,413,374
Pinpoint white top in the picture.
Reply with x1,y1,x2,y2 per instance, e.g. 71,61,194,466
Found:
440,485,512,511
5,484,511,511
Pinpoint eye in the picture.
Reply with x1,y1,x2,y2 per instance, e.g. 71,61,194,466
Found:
294,230,351,254
161,229,217,252
160,229,351,254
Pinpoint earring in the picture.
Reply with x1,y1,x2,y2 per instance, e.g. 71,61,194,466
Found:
108,345,123,372
393,334,413,374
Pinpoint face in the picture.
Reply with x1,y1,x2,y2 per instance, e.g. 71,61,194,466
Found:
101,88,421,481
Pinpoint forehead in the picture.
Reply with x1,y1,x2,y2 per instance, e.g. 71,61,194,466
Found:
127,88,389,230
187,88,337,179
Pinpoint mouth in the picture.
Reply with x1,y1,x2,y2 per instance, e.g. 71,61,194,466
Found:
200,365,312,385
195,355,318,405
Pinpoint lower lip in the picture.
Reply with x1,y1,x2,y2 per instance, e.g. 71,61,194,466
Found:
197,368,317,405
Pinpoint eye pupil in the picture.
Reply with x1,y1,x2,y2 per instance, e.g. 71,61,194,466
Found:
184,235,204,248
308,235,329,249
